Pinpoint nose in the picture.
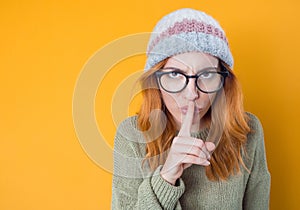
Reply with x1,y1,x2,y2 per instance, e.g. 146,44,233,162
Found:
184,78,199,100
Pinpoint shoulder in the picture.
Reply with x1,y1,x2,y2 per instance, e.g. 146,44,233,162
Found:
113,116,148,177
114,115,146,152
245,112,264,145
246,112,263,132
243,112,267,163
117,115,139,133
116,115,144,141
243,113,270,185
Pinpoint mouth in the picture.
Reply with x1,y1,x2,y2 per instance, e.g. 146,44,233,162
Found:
180,105,202,115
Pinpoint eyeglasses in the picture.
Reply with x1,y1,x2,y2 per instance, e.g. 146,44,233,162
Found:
155,67,229,94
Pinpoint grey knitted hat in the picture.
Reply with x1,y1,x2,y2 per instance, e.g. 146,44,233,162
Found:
145,8,233,71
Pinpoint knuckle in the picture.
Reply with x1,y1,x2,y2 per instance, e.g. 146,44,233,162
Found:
172,136,181,144
199,151,206,159
190,138,204,147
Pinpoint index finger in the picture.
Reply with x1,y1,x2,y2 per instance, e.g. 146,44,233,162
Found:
178,101,194,137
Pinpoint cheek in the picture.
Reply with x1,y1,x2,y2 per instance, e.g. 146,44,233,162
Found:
196,93,217,111
161,92,182,125
161,91,180,110
207,93,217,105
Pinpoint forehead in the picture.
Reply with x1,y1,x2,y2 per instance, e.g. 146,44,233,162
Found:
165,52,219,71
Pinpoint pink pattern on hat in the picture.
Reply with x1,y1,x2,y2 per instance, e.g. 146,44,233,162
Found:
148,18,228,54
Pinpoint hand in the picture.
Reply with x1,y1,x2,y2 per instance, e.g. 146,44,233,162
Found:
160,101,216,185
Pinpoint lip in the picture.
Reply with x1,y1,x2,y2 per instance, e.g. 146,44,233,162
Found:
180,105,202,115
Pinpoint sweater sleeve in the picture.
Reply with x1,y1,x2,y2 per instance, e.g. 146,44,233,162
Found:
243,114,271,210
111,117,185,210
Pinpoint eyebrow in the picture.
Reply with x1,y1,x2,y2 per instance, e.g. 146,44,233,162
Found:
161,66,219,73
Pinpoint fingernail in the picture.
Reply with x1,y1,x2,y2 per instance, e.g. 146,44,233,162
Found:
205,161,210,166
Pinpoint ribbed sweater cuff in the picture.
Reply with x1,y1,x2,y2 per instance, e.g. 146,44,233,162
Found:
151,165,185,210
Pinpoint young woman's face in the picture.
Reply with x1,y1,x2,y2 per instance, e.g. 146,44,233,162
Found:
159,52,219,132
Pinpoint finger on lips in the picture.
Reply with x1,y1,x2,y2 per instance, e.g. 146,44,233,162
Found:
178,101,194,137
176,101,214,164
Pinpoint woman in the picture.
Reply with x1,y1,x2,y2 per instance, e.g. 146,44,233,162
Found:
112,8,270,209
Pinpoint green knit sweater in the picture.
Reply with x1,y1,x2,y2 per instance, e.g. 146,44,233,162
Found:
111,113,270,210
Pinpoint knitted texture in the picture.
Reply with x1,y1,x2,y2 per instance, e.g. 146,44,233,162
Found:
145,8,234,71
112,113,271,209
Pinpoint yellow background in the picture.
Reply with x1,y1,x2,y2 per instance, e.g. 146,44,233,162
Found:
1,0,300,209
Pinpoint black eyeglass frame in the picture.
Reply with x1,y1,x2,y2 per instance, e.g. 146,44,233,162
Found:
155,65,229,94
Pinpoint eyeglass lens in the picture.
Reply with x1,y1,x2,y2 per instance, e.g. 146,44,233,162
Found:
159,70,224,93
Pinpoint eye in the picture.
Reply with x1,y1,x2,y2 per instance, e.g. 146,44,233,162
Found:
199,71,215,79
168,71,181,78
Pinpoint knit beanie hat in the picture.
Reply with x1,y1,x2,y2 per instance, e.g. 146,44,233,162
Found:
145,8,233,71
